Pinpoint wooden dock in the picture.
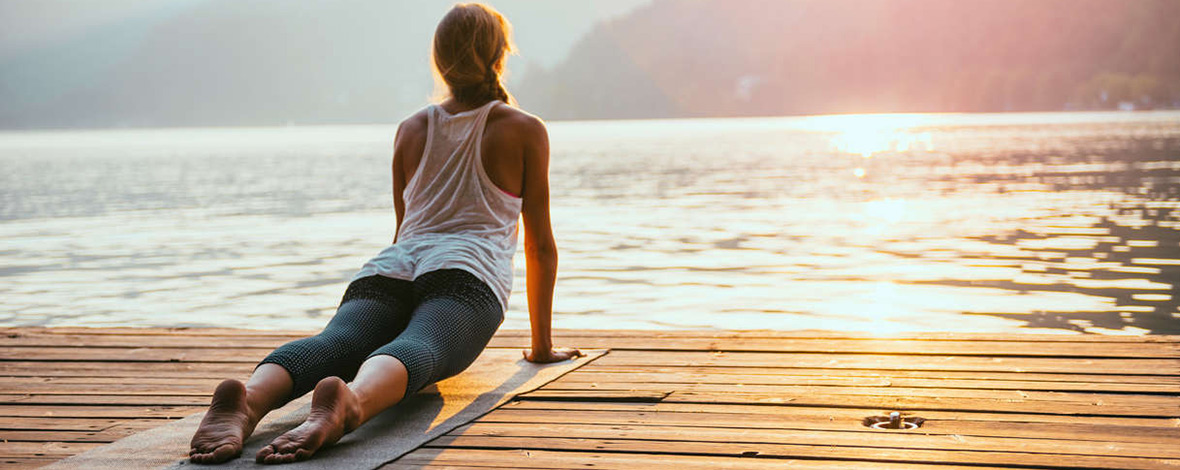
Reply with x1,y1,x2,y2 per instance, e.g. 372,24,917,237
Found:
2,328,1178,469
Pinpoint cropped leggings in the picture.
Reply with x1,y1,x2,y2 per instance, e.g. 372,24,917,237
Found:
258,269,504,401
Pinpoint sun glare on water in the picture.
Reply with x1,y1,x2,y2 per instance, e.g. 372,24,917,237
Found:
798,113,937,158
795,113,938,180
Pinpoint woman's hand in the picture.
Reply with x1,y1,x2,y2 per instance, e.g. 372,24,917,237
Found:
522,347,583,363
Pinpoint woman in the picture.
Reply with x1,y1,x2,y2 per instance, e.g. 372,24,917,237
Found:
187,3,580,464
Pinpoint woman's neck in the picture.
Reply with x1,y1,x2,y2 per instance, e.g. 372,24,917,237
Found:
439,98,488,115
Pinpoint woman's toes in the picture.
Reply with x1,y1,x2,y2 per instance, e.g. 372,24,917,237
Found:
189,442,234,464
216,445,238,462
262,451,293,465
277,439,300,454
255,444,276,463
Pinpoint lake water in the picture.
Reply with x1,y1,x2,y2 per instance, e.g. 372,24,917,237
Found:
2,111,1179,334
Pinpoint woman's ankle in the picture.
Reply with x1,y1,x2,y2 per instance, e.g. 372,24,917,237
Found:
242,388,279,428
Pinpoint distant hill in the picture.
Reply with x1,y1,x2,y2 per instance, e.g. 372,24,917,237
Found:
515,0,1180,120
3,0,1177,128
0,0,646,129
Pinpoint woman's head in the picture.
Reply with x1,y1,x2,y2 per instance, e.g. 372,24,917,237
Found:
432,3,515,106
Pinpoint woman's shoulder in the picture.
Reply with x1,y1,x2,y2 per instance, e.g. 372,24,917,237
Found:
391,108,432,154
487,103,546,139
398,107,431,132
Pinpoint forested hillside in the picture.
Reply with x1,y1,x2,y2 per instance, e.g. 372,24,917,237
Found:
516,0,1180,119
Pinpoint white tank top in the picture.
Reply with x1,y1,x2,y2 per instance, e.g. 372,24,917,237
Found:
354,100,522,310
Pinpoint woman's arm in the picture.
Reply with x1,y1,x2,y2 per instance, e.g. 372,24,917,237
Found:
518,116,581,363
390,113,427,244
391,123,407,244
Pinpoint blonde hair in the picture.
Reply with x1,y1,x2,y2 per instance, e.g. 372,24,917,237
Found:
431,3,516,106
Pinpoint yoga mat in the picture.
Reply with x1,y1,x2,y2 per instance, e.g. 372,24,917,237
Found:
43,348,605,470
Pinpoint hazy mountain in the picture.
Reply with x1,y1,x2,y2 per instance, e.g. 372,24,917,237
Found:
0,0,647,129
3,0,1177,129
516,0,1180,119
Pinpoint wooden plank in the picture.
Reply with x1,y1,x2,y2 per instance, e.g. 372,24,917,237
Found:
0,418,163,435
0,360,255,377
1,326,1175,470
17,355,1172,384
0,417,140,431
3,376,226,387
0,333,299,349
0,441,102,458
0,426,145,443
551,371,1180,393
445,421,1180,458
542,379,1180,404
591,350,1180,375
7,332,1177,357
1,346,520,362
0,457,57,470
2,382,219,396
0,346,272,363
519,389,1179,417
517,389,671,402
0,394,213,406
428,435,1180,470
575,364,1180,385
389,447,1019,470
487,329,1180,343
485,336,1180,358
450,415,1180,458
479,407,1180,444
383,465,556,470
9,327,1179,342
0,405,201,419
383,466,558,470
660,389,1180,418
0,327,310,337
501,400,1180,428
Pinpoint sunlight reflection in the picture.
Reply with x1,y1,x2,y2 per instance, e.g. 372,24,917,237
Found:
858,198,910,238
863,198,908,224
833,127,933,157
800,113,936,158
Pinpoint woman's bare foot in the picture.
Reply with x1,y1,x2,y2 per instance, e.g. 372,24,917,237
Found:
255,376,360,465
189,379,257,464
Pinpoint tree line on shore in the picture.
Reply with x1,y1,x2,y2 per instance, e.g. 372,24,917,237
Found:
2,0,1175,129
515,0,1180,119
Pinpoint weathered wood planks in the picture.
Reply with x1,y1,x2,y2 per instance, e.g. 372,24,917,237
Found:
0,328,289,469
1,327,1177,470
388,329,1180,470
385,447,1022,470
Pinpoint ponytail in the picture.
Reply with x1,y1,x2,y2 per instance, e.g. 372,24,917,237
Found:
451,70,512,106
489,73,511,104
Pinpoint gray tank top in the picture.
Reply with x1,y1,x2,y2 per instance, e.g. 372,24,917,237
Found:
354,100,522,310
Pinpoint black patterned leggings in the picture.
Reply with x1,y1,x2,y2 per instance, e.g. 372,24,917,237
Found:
258,269,504,401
